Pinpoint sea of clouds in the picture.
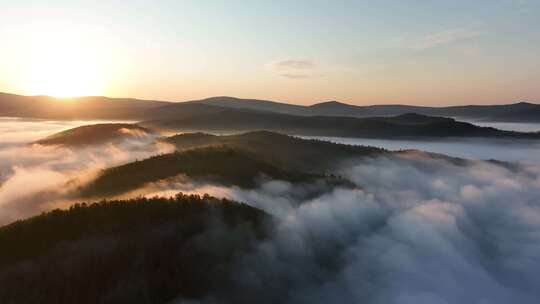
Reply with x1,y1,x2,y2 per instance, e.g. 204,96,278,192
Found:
140,153,540,304
0,118,173,224
1,118,540,303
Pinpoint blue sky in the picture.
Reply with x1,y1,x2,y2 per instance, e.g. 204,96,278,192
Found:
0,0,539,105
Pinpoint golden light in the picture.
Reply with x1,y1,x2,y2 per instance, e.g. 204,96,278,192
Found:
6,24,111,98
23,48,106,98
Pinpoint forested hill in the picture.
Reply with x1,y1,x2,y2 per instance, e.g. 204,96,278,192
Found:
144,111,540,139
0,194,268,304
79,146,343,198
2,91,540,122
36,123,152,146
162,131,384,171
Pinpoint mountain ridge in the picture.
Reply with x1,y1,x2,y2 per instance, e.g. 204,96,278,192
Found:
1,91,539,122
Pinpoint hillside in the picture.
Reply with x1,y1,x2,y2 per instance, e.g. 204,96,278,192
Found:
178,96,540,121
2,91,540,122
79,146,330,198
163,131,384,172
187,96,540,121
308,101,540,121
144,111,540,139
189,96,307,115
0,92,169,120
36,123,152,146
0,194,267,304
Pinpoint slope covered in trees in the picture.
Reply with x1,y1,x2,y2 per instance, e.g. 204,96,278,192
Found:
0,194,267,304
79,146,337,198
163,131,385,172
36,123,152,146
144,110,540,139
3,91,539,122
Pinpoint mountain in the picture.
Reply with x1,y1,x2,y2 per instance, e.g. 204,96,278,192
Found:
0,194,267,304
312,101,540,121
79,146,337,198
162,130,383,172
0,92,169,120
143,110,540,139
78,131,375,198
186,96,540,121
2,91,540,122
36,123,152,146
29,104,540,141
189,96,307,116
307,100,373,116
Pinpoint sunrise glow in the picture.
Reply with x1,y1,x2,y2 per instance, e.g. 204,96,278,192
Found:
2,16,110,98
0,1,539,104
21,50,107,98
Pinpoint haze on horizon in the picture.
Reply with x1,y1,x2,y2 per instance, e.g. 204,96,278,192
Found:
1,0,539,106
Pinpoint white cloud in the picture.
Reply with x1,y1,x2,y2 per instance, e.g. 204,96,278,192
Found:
265,59,318,79
409,28,484,50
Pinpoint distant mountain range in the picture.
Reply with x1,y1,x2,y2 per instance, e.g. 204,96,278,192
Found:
190,97,540,122
1,92,540,122
143,111,540,139
0,92,168,120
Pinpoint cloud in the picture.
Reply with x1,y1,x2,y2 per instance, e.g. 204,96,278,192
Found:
3,118,540,303
155,153,540,304
406,27,484,50
300,136,540,164
278,73,313,79
266,59,318,79
269,60,316,70
0,119,173,225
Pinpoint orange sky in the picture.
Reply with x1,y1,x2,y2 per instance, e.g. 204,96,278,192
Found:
1,1,539,106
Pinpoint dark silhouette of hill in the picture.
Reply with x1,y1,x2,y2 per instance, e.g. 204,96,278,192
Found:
79,146,337,198
0,194,267,304
2,91,540,122
0,92,168,120
163,131,384,172
187,96,540,121
144,111,540,139
312,101,540,121
36,123,152,146
188,96,307,115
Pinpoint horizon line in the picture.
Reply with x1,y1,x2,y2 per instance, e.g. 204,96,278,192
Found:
0,90,537,108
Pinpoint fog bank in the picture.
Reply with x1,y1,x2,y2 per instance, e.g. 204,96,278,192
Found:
1,119,539,303
166,153,540,303
0,119,172,225
458,120,540,133
302,136,540,164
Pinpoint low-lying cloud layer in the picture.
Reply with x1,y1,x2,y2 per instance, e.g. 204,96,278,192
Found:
303,135,540,164
167,153,540,303
1,119,539,303
0,119,173,224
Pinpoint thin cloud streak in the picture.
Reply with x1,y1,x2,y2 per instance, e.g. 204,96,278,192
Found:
408,27,485,50
266,59,318,79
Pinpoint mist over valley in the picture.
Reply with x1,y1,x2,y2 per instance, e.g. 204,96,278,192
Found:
1,1,540,301
0,111,539,303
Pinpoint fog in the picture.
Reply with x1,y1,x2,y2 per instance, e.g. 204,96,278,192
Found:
1,119,540,303
0,117,135,145
300,120,540,164
166,153,540,304
458,120,540,133
302,136,540,164
0,118,173,225
127,153,540,303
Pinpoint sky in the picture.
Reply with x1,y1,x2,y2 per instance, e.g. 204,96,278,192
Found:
0,0,539,106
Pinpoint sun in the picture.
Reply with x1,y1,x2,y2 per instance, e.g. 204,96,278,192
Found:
8,27,111,98
22,47,107,98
